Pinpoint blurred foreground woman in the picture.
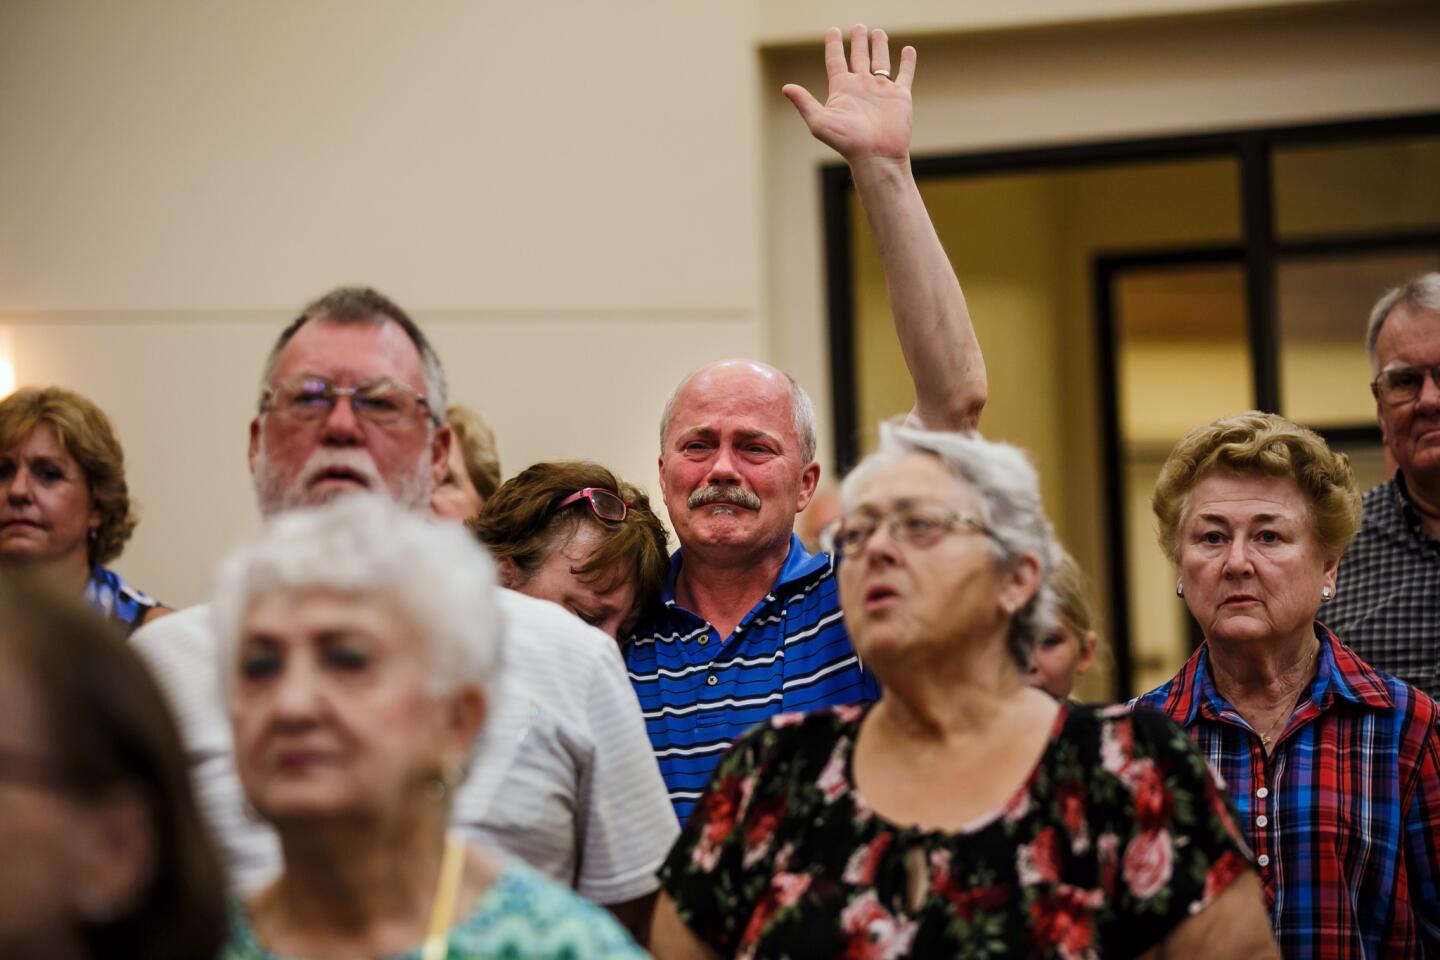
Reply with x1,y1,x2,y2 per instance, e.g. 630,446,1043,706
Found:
214,495,644,959
0,573,225,959
0,386,169,633
652,423,1277,958
1135,412,1440,956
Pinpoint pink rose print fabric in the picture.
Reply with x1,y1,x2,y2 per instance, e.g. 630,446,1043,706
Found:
661,703,1254,957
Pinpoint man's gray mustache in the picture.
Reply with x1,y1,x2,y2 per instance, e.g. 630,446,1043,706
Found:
688,485,761,510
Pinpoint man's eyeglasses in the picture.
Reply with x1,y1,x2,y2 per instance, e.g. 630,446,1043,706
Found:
262,376,432,427
835,503,993,559
1371,364,1440,407
553,487,630,523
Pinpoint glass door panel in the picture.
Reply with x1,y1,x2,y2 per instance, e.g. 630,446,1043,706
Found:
1277,248,1440,427
1273,136,1440,239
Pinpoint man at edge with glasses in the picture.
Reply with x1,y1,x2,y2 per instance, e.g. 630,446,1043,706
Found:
1327,273,1440,701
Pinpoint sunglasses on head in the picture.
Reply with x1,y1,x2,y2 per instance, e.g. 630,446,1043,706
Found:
553,487,630,522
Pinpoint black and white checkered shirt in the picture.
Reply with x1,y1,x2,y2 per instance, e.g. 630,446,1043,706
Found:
1327,473,1440,701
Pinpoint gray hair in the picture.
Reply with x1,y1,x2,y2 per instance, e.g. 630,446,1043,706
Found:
659,367,818,464
1365,272,1440,372
840,421,1060,670
258,287,448,425
211,495,502,704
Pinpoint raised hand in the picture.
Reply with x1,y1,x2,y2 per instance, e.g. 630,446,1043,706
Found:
781,25,916,166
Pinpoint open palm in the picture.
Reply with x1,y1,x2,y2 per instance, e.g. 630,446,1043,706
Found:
782,25,916,164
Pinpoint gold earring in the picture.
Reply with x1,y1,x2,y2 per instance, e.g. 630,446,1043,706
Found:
426,760,467,800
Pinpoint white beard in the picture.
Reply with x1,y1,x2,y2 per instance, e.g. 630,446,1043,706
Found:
253,445,433,518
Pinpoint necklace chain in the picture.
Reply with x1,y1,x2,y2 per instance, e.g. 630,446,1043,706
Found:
1256,643,1318,748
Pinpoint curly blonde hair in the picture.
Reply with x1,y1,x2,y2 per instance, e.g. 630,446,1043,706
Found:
0,387,137,566
1152,411,1361,563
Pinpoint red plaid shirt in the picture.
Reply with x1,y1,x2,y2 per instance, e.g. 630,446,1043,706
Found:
1133,624,1440,957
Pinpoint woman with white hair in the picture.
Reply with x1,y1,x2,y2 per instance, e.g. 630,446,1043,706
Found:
211,496,644,959
651,424,1277,958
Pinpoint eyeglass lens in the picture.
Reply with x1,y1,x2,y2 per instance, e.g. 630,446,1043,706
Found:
274,377,423,425
587,489,628,522
1377,364,1440,404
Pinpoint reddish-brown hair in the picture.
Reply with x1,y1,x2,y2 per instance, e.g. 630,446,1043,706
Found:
469,461,670,617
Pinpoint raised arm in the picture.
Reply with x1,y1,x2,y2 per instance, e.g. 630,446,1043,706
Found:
783,25,986,432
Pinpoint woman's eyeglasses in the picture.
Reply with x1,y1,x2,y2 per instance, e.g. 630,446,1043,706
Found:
553,487,630,522
835,503,993,559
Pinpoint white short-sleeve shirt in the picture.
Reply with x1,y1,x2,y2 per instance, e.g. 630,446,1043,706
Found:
133,588,677,904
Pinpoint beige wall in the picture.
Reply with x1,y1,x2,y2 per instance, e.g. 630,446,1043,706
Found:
1,1,767,605
2,0,1438,609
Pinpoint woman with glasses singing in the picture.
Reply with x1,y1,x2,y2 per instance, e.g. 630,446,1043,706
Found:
1133,412,1440,956
470,461,670,640
0,386,170,635
215,496,645,959
651,423,1277,958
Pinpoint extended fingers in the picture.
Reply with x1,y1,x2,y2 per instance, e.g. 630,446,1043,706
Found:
848,23,870,75
823,27,847,81
870,28,891,77
896,45,917,89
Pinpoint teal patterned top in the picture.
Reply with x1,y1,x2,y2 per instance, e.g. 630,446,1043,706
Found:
222,858,646,960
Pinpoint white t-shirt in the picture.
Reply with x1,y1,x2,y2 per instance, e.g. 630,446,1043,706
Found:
133,588,677,904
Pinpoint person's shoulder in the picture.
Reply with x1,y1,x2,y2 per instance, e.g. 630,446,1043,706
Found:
1370,664,1440,730
1361,477,1397,508
131,602,217,669
456,858,646,958
495,588,617,664
132,600,214,641
1129,676,1181,714
1060,702,1197,770
1353,477,1408,540
130,602,230,741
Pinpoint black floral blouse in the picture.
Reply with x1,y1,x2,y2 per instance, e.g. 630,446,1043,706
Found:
661,702,1254,959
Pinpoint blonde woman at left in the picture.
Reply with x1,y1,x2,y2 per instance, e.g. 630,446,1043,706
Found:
0,387,169,635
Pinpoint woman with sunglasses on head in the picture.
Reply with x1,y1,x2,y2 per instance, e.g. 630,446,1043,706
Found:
0,386,170,635
470,461,670,640
651,423,1277,959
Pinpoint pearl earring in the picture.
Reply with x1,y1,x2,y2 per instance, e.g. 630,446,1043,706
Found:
1175,582,1184,598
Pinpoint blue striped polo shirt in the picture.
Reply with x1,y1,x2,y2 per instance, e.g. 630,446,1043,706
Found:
624,534,881,823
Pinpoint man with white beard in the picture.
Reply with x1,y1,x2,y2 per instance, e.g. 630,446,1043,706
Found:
135,287,676,942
